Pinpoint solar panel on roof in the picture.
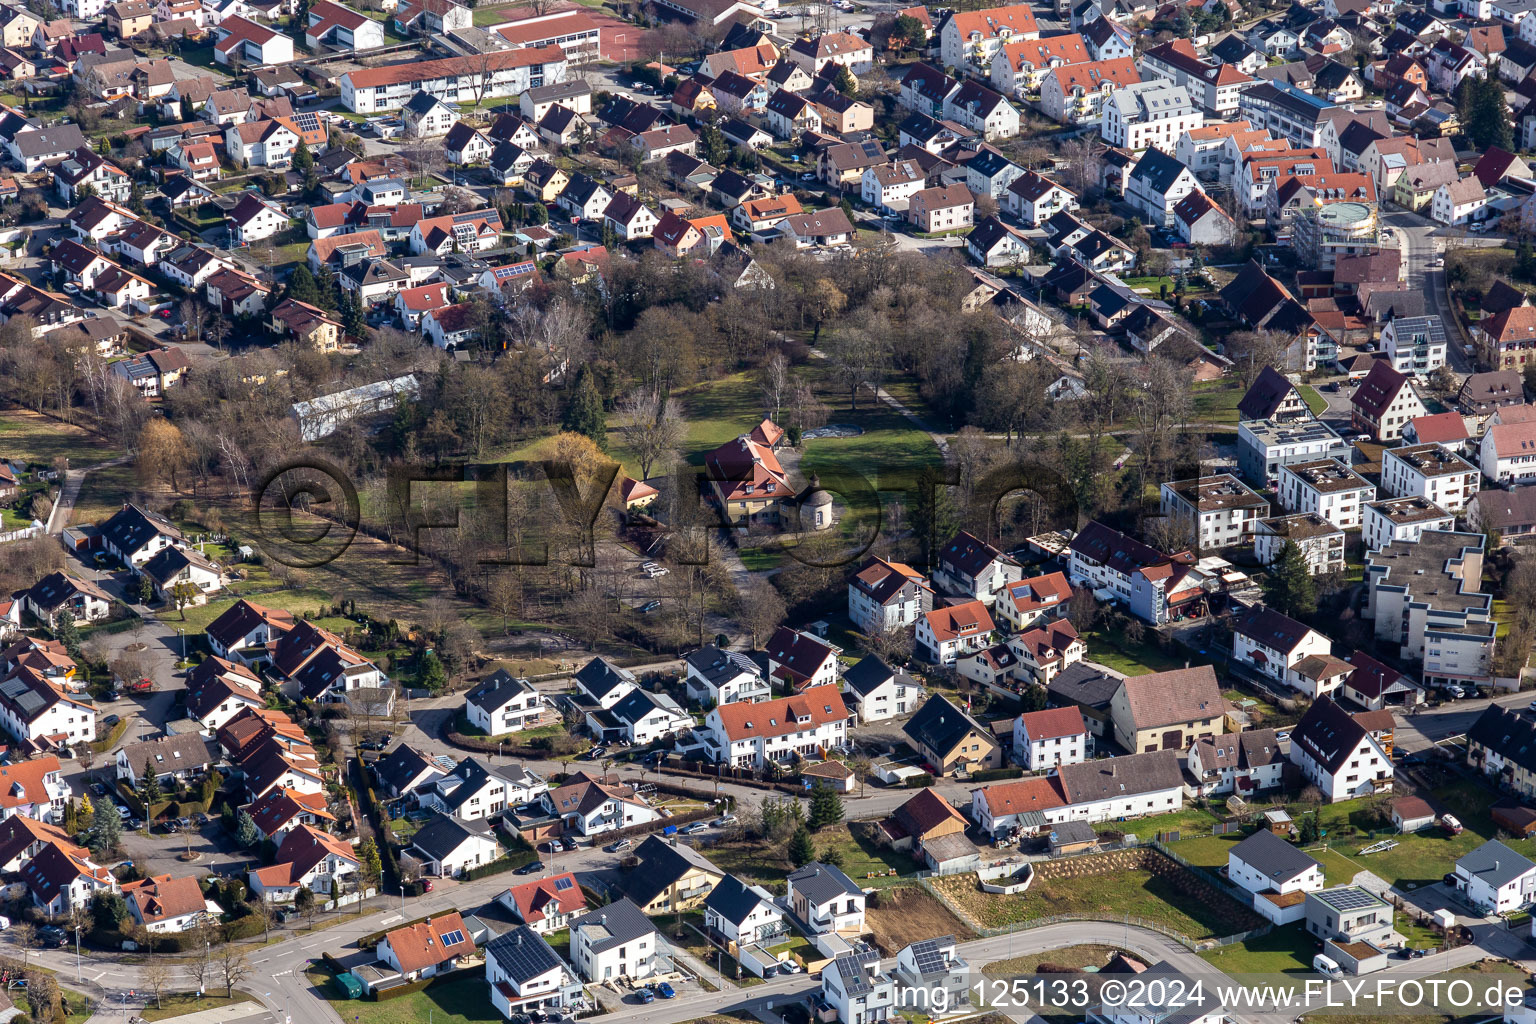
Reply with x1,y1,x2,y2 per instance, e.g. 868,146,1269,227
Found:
439,929,465,946
554,877,573,890
1319,887,1379,911
907,938,949,973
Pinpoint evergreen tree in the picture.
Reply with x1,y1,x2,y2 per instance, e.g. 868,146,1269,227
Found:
141,760,162,807
528,202,548,226
87,798,121,859
807,782,844,830
418,650,447,691
292,138,313,173
286,264,321,306
1265,540,1318,618
341,289,368,337
55,608,80,660
562,365,607,448
600,218,617,251
699,124,729,166
833,65,857,96
1298,812,1321,844
788,824,815,867
909,465,958,569
180,96,195,122
235,810,259,848
138,573,155,604
891,13,925,49
315,265,340,311
358,837,382,881
1463,75,1514,152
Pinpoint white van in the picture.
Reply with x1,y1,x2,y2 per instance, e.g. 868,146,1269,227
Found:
1313,954,1342,977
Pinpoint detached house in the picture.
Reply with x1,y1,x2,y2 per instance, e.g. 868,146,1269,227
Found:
684,645,770,707
848,556,931,635
933,530,1022,606
1231,604,1351,699
1109,665,1225,754
902,694,1001,775
916,600,995,665
1289,696,1393,802
765,626,839,693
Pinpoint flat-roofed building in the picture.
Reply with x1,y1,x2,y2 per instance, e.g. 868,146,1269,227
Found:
1238,418,1352,488
1254,512,1345,574
1158,474,1270,550
1380,443,1477,513
1366,530,1495,687
1363,496,1455,553
1278,458,1376,529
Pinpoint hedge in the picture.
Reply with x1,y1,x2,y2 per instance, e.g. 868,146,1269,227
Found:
462,850,536,881
91,717,130,754
904,773,936,788
969,767,1024,783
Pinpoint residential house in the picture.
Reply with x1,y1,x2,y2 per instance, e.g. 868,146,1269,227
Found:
1288,696,1393,802
1109,664,1225,754
901,694,1001,775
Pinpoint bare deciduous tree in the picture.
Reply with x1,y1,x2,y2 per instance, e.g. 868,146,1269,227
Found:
615,387,685,479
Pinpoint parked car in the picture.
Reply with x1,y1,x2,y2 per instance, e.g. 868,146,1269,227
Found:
36,926,65,947
605,838,633,853
128,678,153,693
681,821,707,835
713,814,736,826
636,989,655,1004
559,837,576,852
639,600,662,613
102,715,119,728
514,860,544,875
654,983,675,999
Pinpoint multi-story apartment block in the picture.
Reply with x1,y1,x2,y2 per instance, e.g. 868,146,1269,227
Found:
1381,315,1449,376
1158,474,1271,551
1237,418,1352,488
1139,39,1253,116
698,685,850,769
1362,497,1455,553
1253,512,1346,575
847,557,931,635
1380,443,1478,513
1238,81,1341,147
1366,530,1495,687
1100,79,1202,152
1277,459,1375,529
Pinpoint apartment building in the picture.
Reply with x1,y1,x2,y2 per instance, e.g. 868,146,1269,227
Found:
1100,79,1202,152
1253,512,1346,574
1158,474,1270,551
1277,459,1375,529
1380,443,1477,513
1366,530,1495,687
1362,497,1455,553
1237,418,1352,488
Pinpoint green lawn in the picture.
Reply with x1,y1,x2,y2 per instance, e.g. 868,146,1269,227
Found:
930,861,1263,941
1119,276,1175,295
175,588,342,634
707,822,919,886
0,412,122,468
472,6,504,24
1082,629,1186,675
1171,832,1362,886
1095,806,1222,840
1191,380,1242,424
138,994,256,1022
1298,384,1327,416
306,970,496,1024
1197,922,1316,976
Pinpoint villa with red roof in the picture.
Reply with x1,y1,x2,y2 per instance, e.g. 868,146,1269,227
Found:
1013,707,1090,770
498,872,589,933
699,683,849,768
249,823,360,900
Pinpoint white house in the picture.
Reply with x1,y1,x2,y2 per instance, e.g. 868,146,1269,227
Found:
408,814,502,877
698,684,849,769
464,670,546,735
765,626,839,692
122,873,204,933
541,772,659,837
684,645,771,706
1480,420,1536,486
916,600,995,665
485,924,583,1018
847,556,931,635
420,757,547,822
702,874,787,949
377,912,478,981
1381,315,1449,376
841,656,913,724
821,954,897,1024
1101,80,1202,153
1012,706,1089,771
1231,604,1349,698
498,873,588,935
1227,828,1324,897
248,824,361,901
1277,458,1375,529
1453,840,1536,914
1004,170,1078,227
933,530,1022,606
1158,474,1271,550
1187,728,1286,797
1125,148,1200,227
1288,697,1393,803
787,861,865,935
584,689,690,747
568,898,661,982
